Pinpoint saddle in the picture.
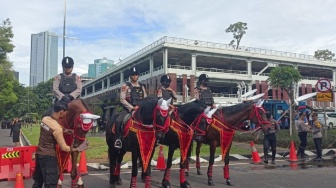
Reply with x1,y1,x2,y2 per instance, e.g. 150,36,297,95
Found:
112,112,132,137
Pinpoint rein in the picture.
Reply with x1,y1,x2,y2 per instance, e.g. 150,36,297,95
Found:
132,104,169,132
172,110,211,136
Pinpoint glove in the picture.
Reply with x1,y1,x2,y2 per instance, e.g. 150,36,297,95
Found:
61,96,71,103
66,95,74,101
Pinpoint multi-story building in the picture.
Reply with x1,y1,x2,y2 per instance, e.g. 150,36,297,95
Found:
88,57,114,78
81,36,336,119
29,31,58,86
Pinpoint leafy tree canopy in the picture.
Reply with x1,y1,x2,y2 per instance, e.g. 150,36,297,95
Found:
225,21,248,50
314,49,335,61
267,66,302,94
0,18,15,63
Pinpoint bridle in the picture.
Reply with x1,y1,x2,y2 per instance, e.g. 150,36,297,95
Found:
248,104,270,128
172,110,212,136
62,111,93,141
152,105,169,132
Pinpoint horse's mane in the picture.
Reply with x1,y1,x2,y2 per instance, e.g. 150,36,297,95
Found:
79,99,91,112
219,102,253,117
178,100,207,124
137,95,159,125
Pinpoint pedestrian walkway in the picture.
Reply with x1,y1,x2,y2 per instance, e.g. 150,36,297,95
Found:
0,128,15,147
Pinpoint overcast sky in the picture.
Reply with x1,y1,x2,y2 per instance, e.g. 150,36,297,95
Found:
2,0,336,85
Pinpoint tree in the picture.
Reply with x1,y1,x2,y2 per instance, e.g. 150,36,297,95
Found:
267,66,302,135
314,49,335,61
225,22,248,50
0,18,17,119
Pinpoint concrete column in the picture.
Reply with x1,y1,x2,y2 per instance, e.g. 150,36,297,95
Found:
163,48,168,74
107,77,110,88
120,71,124,84
190,75,196,98
246,59,252,78
182,74,187,102
150,55,154,76
85,88,87,96
191,53,197,75
247,82,252,91
92,85,95,94
168,73,177,93
102,80,104,89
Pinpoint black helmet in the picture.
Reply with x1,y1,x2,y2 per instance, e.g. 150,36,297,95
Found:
129,67,139,76
160,74,171,83
62,56,74,68
198,74,209,82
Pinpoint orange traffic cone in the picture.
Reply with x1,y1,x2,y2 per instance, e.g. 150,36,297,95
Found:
66,155,72,173
78,151,88,175
250,141,261,164
156,145,166,170
14,172,24,188
288,141,298,162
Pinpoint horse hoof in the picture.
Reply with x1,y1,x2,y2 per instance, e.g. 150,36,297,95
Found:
162,180,171,188
197,170,202,175
57,185,62,188
115,176,123,185
185,171,189,176
226,179,233,186
180,181,191,188
208,180,215,186
109,184,116,188
77,185,84,188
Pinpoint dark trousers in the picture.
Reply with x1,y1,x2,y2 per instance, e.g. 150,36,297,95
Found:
263,133,277,161
32,154,59,188
115,110,129,139
10,127,13,136
313,137,322,158
298,132,308,157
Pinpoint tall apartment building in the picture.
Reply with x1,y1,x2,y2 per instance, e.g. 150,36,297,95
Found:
88,57,114,78
29,31,58,86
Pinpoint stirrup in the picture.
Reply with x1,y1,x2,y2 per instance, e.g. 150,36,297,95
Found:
114,139,122,148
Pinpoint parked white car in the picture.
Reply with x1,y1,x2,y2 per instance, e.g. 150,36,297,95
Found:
315,112,336,129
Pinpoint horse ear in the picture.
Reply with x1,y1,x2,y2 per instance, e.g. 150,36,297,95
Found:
166,98,172,105
206,108,217,118
204,106,211,114
158,98,163,106
255,99,264,107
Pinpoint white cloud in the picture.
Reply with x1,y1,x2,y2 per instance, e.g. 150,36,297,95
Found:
1,0,336,85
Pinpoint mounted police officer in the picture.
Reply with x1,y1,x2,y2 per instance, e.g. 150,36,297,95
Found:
195,73,215,108
53,56,82,103
114,67,147,149
157,74,177,110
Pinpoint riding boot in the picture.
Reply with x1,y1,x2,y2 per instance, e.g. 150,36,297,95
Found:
263,149,268,164
114,123,122,149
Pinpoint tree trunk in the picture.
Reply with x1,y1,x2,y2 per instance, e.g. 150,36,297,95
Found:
288,90,295,136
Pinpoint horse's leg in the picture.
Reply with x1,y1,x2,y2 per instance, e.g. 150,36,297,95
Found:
70,151,81,188
180,158,191,188
162,145,175,188
108,145,116,188
207,142,217,186
115,150,126,185
196,142,203,175
130,151,138,188
224,142,233,186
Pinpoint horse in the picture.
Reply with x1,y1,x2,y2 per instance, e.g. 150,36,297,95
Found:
55,99,96,188
188,100,270,186
106,96,171,188
159,100,217,188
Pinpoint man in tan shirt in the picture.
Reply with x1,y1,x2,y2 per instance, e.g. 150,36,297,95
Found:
53,56,82,103
114,67,147,148
194,73,216,108
32,100,87,187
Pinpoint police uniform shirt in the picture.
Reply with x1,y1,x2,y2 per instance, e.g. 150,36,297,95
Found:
194,85,208,100
120,82,147,112
53,73,82,100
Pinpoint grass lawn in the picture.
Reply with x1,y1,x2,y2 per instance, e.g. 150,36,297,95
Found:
22,124,249,163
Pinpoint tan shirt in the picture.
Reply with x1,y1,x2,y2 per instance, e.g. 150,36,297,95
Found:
53,73,82,100
194,85,209,100
36,117,70,156
120,82,147,112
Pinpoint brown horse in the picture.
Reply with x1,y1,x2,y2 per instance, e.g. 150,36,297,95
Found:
159,100,217,188
106,96,170,188
189,100,270,186
56,99,95,188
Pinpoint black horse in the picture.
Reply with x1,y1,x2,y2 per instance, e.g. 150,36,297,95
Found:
106,96,170,188
159,100,217,188
188,100,270,186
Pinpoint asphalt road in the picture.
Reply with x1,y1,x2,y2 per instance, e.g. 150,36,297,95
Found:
1,159,336,188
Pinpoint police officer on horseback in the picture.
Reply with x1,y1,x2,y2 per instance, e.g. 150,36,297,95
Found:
195,73,216,108
53,56,82,103
114,67,147,149
157,74,177,110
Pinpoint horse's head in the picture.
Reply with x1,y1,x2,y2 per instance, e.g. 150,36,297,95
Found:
63,99,98,148
137,96,170,139
248,100,270,132
191,107,217,142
